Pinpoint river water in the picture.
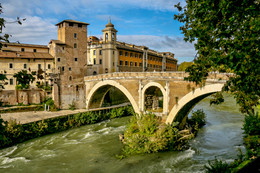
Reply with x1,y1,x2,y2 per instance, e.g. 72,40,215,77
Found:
0,95,245,173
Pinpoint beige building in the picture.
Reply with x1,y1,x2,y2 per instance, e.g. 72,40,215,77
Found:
0,42,54,90
87,19,177,75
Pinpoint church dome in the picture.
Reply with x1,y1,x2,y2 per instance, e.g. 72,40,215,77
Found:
105,19,114,28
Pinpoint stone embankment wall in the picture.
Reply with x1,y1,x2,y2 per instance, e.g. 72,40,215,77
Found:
0,89,47,105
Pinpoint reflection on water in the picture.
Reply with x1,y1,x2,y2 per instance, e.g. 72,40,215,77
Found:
0,94,245,173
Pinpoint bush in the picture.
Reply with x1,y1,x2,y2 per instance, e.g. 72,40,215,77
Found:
188,109,206,128
43,97,57,111
204,158,230,173
243,112,260,136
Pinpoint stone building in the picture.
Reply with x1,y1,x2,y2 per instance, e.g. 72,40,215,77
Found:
87,19,177,75
0,42,54,90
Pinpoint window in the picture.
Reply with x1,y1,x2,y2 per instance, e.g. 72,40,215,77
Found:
74,43,77,48
69,67,72,71
75,58,78,61
99,50,102,55
130,62,133,66
113,51,114,55
125,52,128,57
135,54,138,58
78,24,82,28
93,50,96,55
57,58,60,62
69,76,72,81
119,51,123,56
24,64,27,69
130,53,133,57
139,62,142,67
38,64,41,69
135,62,137,66
74,33,77,39
139,54,142,59
150,64,152,68
10,78,13,85
125,61,128,66
99,59,102,64
112,33,115,41
105,33,108,41
61,66,65,71
33,49,37,52
153,65,156,68
120,60,123,66
9,63,13,69
21,48,24,52
48,64,51,69
94,58,96,64
69,23,73,26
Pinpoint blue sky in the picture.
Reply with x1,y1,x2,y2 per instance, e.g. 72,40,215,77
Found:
1,0,195,63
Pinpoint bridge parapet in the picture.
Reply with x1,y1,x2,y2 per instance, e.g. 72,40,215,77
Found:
84,72,232,83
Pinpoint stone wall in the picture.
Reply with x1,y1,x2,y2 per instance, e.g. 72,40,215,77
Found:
0,89,47,106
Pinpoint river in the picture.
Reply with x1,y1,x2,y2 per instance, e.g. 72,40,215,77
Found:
0,94,245,173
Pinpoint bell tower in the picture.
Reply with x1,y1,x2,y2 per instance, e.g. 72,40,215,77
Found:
102,19,118,73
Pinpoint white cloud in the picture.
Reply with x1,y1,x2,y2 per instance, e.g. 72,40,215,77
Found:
117,35,196,62
2,16,57,45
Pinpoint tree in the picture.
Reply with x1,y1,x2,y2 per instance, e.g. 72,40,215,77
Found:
178,61,193,71
13,70,35,89
0,73,7,89
0,3,25,49
174,0,260,113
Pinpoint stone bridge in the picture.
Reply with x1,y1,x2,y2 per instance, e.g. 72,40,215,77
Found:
84,72,230,124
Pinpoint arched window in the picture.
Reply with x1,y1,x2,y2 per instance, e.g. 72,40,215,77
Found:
74,43,77,48
69,76,72,81
93,71,97,75
112,33,115,41
105,33,108,42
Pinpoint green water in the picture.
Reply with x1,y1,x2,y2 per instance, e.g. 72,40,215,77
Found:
0,95,245,173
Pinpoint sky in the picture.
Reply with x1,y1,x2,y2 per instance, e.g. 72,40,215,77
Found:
1,0,196,63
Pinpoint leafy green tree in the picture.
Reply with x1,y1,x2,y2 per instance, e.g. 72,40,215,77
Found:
178,61,193,71
13,70,35,89
0,3,25,49
0,73,7,89
174,0,260,113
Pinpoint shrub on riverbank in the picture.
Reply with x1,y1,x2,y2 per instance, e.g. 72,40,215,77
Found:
0,106,134,149
119,110,206,157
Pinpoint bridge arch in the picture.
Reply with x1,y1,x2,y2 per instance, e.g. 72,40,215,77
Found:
166,84,224,124
86,80,140,114
141,82,167,113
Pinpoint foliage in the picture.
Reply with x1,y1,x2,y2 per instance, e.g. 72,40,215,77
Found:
43,97,57,111
0,3,25,49
178,61,193,71
68,101,76,110
13,70,35,89
0,73,7,89
187,109,206,129
210,92,224,105
0,106,134,149
242,112,260,136
204,157,230,173
174,1,260,114
121,112,203,156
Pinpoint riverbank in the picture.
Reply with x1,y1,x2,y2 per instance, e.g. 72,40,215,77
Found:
1,103,131,124
0,105,134,149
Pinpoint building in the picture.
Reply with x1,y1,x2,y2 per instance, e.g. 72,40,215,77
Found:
0,42,54,90
0,19,177,109
86,19,177,75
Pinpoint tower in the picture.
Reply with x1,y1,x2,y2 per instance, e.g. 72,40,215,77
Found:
102,19,118,73
50,20,89,109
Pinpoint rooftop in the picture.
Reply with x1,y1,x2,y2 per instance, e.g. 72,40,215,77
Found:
56,19,90,26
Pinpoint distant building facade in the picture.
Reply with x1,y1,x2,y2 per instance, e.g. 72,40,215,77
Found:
86,19,177,75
